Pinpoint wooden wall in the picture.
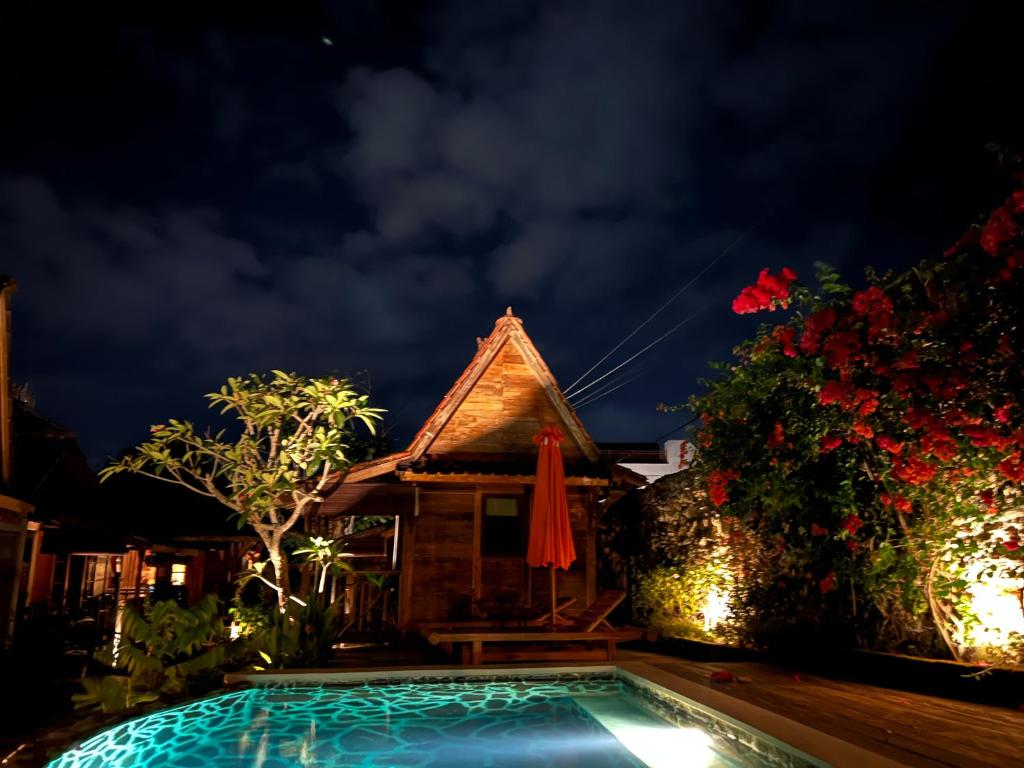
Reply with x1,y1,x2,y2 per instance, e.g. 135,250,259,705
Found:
429,340,584,460
398,484,598,631
405,488,475,627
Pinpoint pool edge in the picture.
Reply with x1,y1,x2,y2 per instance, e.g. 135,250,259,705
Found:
615,661,907,768
226,663,908,768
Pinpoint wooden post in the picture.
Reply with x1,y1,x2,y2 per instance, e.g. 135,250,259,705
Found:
549,565,556,630
585,491,597,607
397,512,416,635
472,488,482,601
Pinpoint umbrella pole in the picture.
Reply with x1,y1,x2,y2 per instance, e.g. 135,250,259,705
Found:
550,565,556,630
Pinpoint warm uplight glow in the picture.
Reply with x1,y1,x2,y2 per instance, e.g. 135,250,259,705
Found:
963,571,1024,656
703,583,732,634
945,504,1024,662
702,545,735,635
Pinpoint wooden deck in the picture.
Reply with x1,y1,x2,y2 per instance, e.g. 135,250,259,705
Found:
619,649,1024,768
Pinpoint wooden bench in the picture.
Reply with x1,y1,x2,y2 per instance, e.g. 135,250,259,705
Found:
416,597,579,634
423,627,643,665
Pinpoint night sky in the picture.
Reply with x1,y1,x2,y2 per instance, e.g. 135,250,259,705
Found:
1,2,1021,466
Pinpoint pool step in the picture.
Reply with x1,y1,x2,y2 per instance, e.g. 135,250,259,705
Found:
573,694,727,768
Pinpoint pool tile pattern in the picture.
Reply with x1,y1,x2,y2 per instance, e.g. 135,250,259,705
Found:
49,673,819,768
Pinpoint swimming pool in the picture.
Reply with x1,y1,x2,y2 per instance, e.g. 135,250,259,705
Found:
50,671,826,767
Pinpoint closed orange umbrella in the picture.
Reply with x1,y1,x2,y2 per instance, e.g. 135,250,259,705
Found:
527,425,576,628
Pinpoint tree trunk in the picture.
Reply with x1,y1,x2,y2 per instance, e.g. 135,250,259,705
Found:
267,536,289,612
926,554,962,661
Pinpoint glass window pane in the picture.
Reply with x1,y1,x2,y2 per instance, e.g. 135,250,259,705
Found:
482,496,524,557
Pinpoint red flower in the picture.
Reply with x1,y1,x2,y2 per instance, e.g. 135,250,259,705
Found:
1003,540,1020,552
800,308,837,354
962,424,1011,451
980,207,1020,255
772,326,799,357
892,350,919,371
820,434,843,453
707,468,741,507
767,421,786,449
818,379,853,407
920,431,958,462
846,539,860,552
841,515,864,536
819,572,837,594
852,286,894,317
1013,189,1024,215
822,332,861,370
876,435,904,455
994,404,1013,424
852,422,874,440
892,456,937,485
733,268,798,314
854,389,880,416
880,494,912,513
810,523,829,537
997,453,1024,483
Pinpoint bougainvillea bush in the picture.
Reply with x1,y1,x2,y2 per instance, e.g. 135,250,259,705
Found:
691,182,1024,662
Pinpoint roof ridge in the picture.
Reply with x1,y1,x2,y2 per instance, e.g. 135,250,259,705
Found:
404,310,599,462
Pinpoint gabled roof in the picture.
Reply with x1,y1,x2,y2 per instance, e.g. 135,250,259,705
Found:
344,308,599,484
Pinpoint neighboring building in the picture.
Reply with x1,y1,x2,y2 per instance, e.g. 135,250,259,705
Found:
0,277,34,645
317,309,646,636
13,392,254,629
611,439,693,483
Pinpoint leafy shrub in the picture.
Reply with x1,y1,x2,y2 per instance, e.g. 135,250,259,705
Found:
75,595,235,713
251,598,341,669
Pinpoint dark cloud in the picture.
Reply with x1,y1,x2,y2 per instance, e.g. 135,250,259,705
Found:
0,1,1020,464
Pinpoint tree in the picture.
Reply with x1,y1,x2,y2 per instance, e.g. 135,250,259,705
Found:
100,371,384,610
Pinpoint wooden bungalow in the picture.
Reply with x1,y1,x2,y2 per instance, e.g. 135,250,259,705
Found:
317,308,645,637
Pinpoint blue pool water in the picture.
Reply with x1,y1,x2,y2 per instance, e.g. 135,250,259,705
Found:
50,676,814,767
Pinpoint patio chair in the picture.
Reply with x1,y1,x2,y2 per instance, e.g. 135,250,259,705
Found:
567,589,626,632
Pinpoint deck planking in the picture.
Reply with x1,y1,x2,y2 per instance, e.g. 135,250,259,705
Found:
620,650,1023,768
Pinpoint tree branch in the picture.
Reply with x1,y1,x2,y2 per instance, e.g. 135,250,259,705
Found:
280,494,309,535
313,460,334,494
126,468,217,499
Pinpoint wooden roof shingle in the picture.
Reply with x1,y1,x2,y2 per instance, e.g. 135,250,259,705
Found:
343,308,600,484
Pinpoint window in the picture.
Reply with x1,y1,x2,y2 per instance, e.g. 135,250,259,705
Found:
170,563,187,586
481,496,526,557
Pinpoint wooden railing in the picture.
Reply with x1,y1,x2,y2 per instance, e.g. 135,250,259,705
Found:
337,570,399,639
